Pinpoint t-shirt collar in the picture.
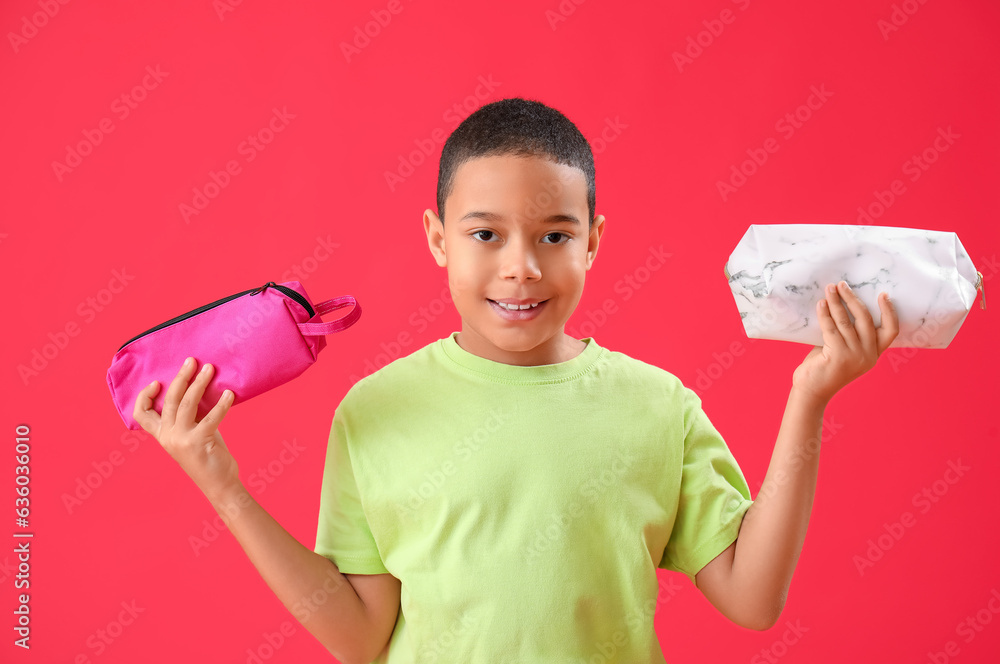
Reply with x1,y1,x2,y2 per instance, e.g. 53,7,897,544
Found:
439,331,604,384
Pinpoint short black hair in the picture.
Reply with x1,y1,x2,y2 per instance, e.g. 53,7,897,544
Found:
436,97,596,229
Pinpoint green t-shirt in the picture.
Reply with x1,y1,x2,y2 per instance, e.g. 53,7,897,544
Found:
314,332,754,663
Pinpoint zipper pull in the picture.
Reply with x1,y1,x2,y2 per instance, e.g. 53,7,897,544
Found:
250,281,276,297
975,271,986,310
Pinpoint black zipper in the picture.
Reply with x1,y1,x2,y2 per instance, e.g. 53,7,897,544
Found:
249,281,315,318
116,281,314,352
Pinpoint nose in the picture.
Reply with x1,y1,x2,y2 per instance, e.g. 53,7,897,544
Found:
499,235,541,282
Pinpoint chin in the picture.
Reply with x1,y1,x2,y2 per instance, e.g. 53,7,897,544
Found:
491,328,560,349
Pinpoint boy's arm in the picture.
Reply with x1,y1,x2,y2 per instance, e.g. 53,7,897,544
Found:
133,359,400,664
694,281,898,631
206,483,401,664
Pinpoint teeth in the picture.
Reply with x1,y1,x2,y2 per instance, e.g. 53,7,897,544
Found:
496,301,540,311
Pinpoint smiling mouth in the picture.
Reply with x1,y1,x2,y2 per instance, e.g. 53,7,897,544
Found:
487,299,549,311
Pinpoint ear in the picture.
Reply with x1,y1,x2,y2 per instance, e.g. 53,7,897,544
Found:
585,214,606,270
423,209,447,267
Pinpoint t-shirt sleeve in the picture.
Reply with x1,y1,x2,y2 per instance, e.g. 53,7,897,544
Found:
658,386,754,584
313,395,389,575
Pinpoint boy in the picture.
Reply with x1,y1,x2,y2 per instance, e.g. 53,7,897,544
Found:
133,97,898,663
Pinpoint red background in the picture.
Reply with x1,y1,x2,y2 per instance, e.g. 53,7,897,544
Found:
2,1,998,662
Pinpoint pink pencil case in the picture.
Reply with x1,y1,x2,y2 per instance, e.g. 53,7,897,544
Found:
107,280,361,430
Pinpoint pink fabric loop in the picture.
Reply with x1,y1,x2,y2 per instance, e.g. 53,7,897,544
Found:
298,296,361,336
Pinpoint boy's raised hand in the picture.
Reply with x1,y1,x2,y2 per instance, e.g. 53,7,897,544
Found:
133,357,241,501
791,280,899,405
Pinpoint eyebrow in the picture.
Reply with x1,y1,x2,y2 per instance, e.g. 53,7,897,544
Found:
458,211,580,225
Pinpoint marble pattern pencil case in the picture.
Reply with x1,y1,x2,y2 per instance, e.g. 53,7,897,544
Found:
725,224,985,348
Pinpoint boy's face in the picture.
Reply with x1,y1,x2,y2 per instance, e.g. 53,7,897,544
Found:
423,154,605,366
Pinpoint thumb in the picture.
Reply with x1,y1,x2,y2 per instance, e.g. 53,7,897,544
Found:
875,292,899,354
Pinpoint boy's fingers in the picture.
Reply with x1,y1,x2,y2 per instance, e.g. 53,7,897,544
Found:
177,361,215,425
837,281,876,351
132,381,162,435
197,388,234,433
875,292,899,354
161,357,197,427
825,283,859,348
815,297,844,350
